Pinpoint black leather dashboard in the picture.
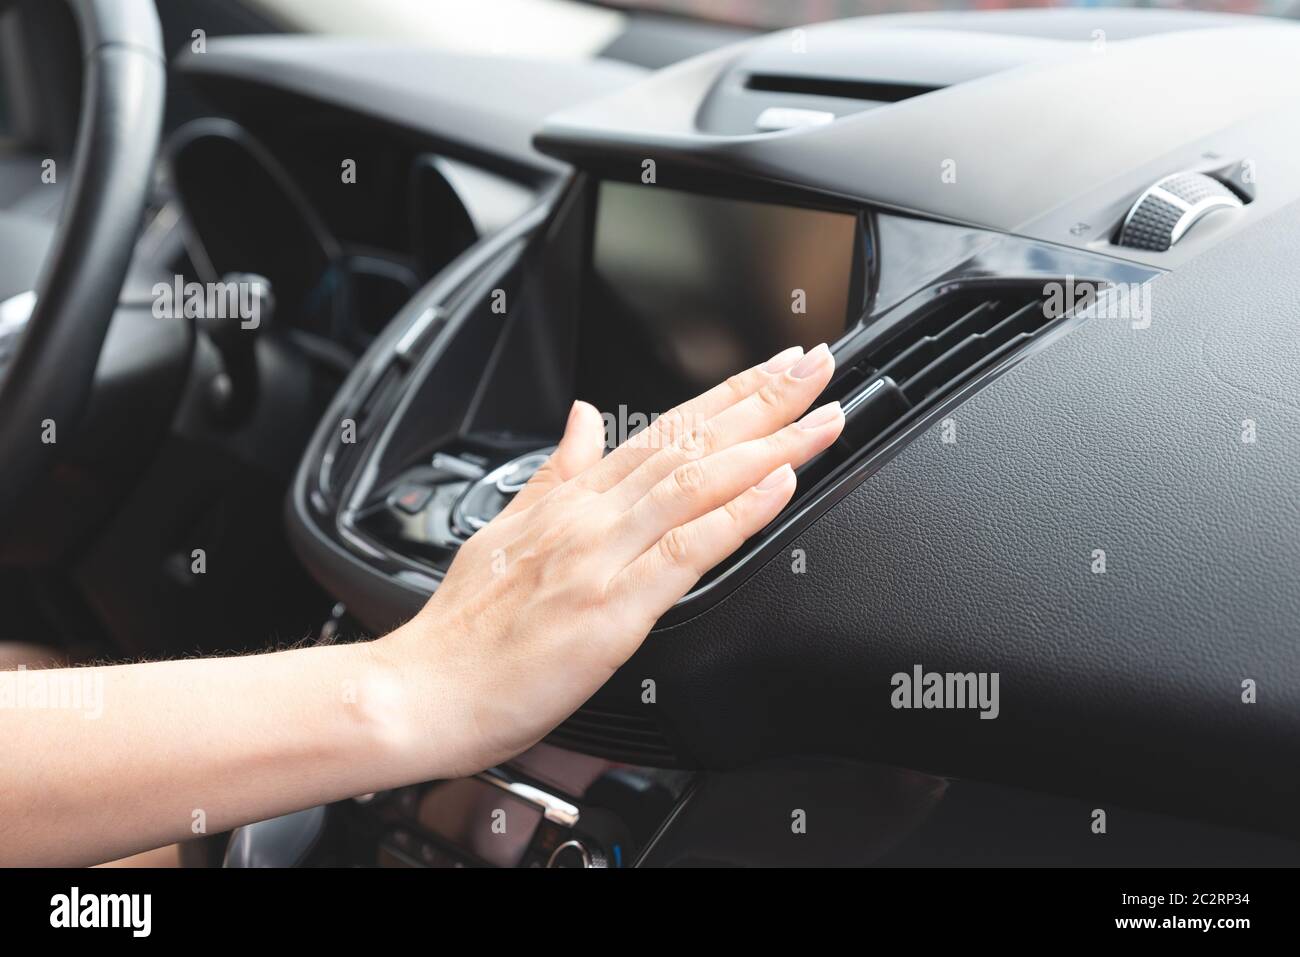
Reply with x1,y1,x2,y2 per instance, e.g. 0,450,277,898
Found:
264,10,1300,836
617,195,1300,835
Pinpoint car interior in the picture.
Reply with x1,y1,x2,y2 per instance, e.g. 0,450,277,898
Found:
2,0,1299,869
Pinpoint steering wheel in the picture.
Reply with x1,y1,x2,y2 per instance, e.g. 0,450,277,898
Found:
0,0,165,522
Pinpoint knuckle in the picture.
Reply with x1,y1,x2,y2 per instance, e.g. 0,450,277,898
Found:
670,460,708,497
763,428,794,458
658,526,693,567
650,407,686,450
677,418,716,459
754,380,785,413
723,370,751,404
722,495,748,525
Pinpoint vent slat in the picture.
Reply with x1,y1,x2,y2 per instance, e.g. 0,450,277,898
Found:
562,711,662,732
568,707,661,725
546,733,677,765
872,300,999,367
843,287,1059,443
898,300,1045,401
545,704,680,766
903,330,1036,401
549,729,676,755
560,720,669,744
872,299,1016,384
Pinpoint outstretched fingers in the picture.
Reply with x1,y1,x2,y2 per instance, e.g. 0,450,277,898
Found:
608,463,799,624
576,345,809,493
607,343,835,507
609,400,843,564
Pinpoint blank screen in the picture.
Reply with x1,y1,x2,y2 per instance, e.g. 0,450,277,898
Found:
579,182,857,416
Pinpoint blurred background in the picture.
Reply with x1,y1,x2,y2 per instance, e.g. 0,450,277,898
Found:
588,0,1294,26
253,0,1298,36
178,0,1293,71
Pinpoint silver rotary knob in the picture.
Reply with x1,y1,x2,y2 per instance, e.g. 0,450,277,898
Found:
450,448,553,537
1118,171,1243,251
546,839,608,869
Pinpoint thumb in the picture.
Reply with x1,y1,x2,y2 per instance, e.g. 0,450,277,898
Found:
499,400,605,517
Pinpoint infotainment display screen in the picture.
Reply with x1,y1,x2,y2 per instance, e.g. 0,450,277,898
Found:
578,181,858,418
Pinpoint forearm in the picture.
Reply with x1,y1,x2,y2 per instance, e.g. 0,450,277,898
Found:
0,637,448,867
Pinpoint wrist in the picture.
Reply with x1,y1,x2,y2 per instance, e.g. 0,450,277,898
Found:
362,618,479,784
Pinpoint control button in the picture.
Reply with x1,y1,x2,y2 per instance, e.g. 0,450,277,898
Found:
388,483,434,515
430,452,486,482
546,839,607,869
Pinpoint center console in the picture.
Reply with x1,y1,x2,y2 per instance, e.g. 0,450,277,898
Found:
289,168,1156,637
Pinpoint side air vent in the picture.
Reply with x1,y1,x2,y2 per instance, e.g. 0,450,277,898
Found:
547,705,682,768
684,283,1068,609
317,362,407,507
834,286,1053,452
869,289,1048,403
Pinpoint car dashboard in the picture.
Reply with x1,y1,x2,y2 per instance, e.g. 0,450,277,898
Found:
166,9,1300,865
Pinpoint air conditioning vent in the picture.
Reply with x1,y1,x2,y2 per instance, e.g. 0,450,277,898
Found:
832,286,1054,454
687,284,1068,603
869,288,1048,405
547,705,682,768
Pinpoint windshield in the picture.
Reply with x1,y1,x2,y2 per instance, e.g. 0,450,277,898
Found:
597,0,1296,29
245,0,1295,62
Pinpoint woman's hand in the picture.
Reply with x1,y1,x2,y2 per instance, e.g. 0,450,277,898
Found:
378,343,844,777
0,344,842,865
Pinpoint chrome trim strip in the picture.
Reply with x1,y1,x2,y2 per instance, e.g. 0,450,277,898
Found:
0,289,36,334
546,839,592,868
476,770,581,827
1169,195,1242,245
395,305,445,361
842,376,886,417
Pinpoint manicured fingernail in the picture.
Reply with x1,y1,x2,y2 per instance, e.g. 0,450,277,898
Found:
798,401,843,430
790,343,831,379
755,463,794,491
763,346,804,373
